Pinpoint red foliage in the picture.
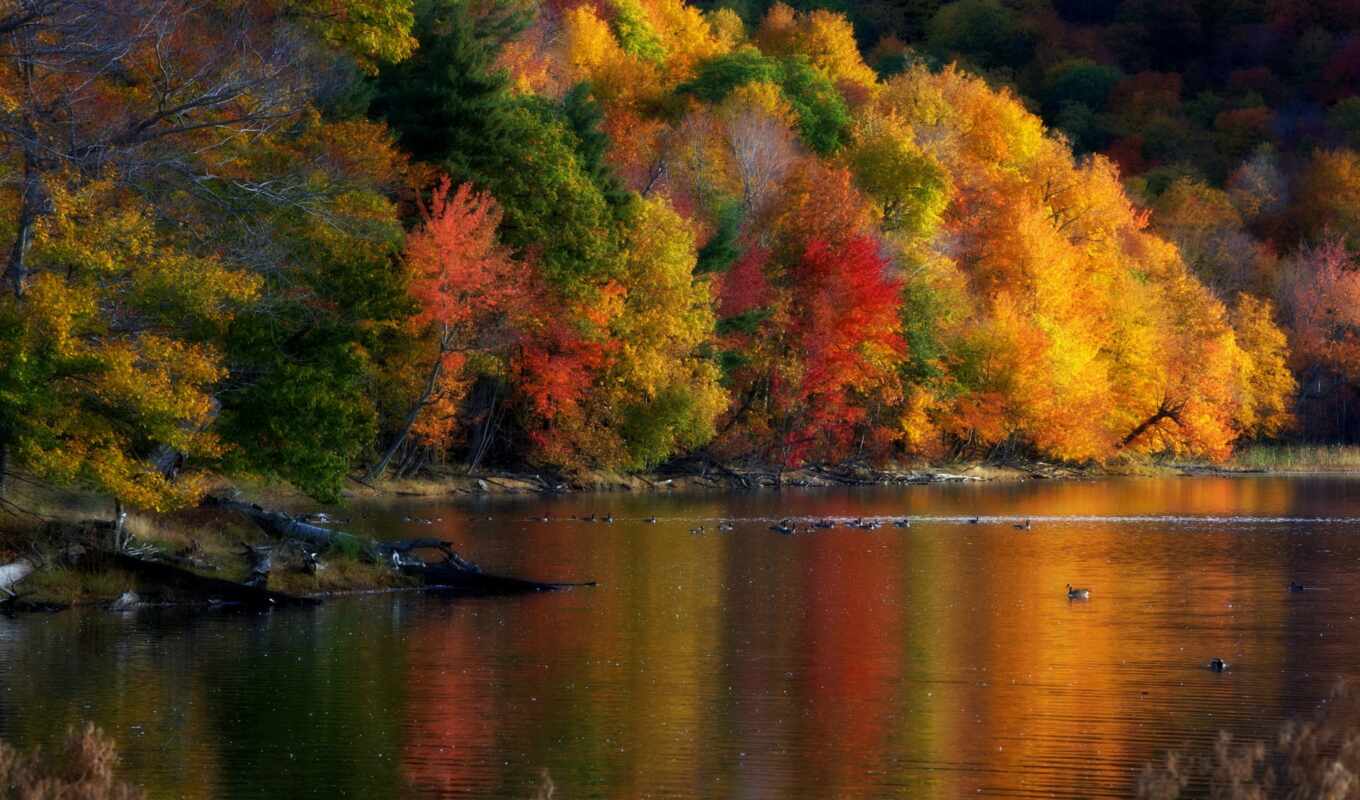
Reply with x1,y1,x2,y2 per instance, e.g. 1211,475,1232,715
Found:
1106,135,1148,175
782,236,905,464
1292,236,1360,382
407,178,523,338
718,246,772,319
510,290,610,464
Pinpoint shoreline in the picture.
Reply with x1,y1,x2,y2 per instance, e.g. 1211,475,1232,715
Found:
350,461,1084,501
5,459,1359,612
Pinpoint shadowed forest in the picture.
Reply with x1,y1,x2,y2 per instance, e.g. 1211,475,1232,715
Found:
0,0,1355,511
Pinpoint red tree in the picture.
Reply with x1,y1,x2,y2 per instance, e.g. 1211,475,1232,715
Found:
782,236,906,464
370,177,527,478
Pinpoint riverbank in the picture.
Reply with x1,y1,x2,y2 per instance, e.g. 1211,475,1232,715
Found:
0,460,1055,609
355,460,1085,499
4,451,1358,610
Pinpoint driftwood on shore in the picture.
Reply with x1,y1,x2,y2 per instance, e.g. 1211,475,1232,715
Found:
210,496,583,595
111,553,320,607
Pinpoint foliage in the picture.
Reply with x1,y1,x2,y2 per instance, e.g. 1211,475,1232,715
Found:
678,49,851,153
0,0,1337,497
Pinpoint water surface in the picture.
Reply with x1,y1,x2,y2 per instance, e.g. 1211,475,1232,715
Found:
6,476,1360,798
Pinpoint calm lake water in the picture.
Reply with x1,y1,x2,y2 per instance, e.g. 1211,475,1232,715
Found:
6,476,1360,798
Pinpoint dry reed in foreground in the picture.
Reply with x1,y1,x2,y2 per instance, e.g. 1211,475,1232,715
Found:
1140,681,1360,799
0,723,142,800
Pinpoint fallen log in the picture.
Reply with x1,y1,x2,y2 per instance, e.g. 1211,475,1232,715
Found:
408,561,593,596
209,496,590,594
112,553,319,608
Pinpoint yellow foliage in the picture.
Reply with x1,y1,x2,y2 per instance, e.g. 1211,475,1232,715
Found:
755,3,877,92
603,197,727,466
706,7,748,49
3,177,256,509
863,63,1266,462
1231,294,1296,439
641,0,733,79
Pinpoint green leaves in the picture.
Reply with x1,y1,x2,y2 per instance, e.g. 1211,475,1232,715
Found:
679,50,850,153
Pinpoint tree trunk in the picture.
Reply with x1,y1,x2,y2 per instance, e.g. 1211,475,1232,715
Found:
367,348,446,482
0,442,8,503
1119,402,1183,450
209,496,588,594
4,93,46,299
465,380,502,473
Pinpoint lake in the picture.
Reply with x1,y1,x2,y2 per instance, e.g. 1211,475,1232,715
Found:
5,476,1360,798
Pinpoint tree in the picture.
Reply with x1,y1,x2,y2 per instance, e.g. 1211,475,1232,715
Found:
604,197,726,468
846,112,951,237
780,236,905,464
369,178,528,479
370,0,529,169
1291,237,1360,384
679,48,851,153
1152,177,1274,299
0,0,413,507
1296,149,1360,247
1231,294,1296,440
926,0,1035,70
0,179,257,510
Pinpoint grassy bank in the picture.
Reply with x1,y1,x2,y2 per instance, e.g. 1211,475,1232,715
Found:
0,482,418,608
1227,444,1360,472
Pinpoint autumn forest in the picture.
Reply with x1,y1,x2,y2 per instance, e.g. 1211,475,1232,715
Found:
1,0,1356,510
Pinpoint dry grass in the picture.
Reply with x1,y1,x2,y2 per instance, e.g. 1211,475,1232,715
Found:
1230,445,1360,472
1139,681,1360,799
0,723,143,800
19,566,136,606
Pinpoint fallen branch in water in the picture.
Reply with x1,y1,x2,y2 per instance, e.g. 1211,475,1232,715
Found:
207,495,587,595
112,553,320,607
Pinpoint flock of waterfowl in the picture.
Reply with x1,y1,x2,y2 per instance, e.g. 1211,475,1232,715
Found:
479,509,1314,674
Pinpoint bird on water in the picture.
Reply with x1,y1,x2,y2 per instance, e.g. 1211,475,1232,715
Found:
1066,584,1091,600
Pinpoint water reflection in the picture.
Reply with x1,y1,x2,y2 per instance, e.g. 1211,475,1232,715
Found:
5,477,1360,798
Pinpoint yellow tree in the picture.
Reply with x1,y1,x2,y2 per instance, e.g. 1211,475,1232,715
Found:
754,4,877,94
0,178,259,511
601,197,727,468
846,111,951,237
1231,294,1296,440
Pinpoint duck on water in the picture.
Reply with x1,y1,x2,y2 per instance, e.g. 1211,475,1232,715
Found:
1066,584,1091,600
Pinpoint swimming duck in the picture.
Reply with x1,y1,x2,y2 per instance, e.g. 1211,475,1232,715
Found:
894,518,911,528
645,517,658,524
1288,581,1305,592
769,521,796,535
1014,519,1032,531
603,515,614,524
1208,657,1229,672
1066,584,1091,600
718,521,735,532
968,516,981,524
813,519,836,529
